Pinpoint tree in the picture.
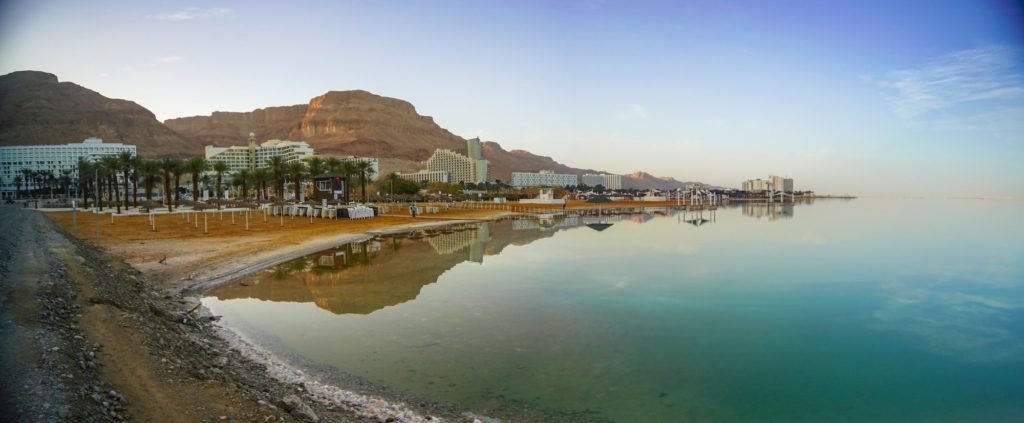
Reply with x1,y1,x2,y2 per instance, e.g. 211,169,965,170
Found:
77,158,93,208
234,169,250,200
213,161,228,201
380,173,420,196
138,159,162,201
306,156,326,179
159,158,180,211
287,161,306,201
354,159,375,202
340,161,358,200
185,157,209,202
59,169,72,198
99,156,121,213
117,151,135,208
325,157,342,173
252,168,270,200
13,175,23,199
268,156,286,200
19,167,33,196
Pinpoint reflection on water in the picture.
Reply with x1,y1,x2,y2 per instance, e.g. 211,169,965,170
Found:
211,219,582,315
204,200,1024,422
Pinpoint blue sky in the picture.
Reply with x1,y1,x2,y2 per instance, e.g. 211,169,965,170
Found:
1,0,1022,196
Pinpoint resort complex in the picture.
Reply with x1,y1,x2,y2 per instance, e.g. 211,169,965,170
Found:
400,137,490,185
0,138,136,199
204,133,315,172
511,170,578,187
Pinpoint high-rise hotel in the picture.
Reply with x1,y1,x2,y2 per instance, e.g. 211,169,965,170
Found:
1,137,136,199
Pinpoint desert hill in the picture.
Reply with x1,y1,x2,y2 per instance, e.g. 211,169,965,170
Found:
1,71,706,188
0,71,202,156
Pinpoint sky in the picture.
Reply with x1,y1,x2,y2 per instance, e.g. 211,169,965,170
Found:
1,0,1023,196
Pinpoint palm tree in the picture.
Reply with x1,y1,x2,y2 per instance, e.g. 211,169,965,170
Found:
99,156,121,213
287,161,306,201
185,156,209,202
268,156,286,201
173,163,185,207
13,175,23,199
77,158,93,208
212,161,228,201
138,159,162,201
159,158,180,211
234,169,251,200
252,168,270,200
337,161,358,200
354,159,375,202
131,155,142,206
306,156,326,179
117,151,135,208
326,157,342,173
59,169,72,198
19,169,33,197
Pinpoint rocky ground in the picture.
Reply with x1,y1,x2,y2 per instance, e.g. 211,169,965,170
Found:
0,205,468,422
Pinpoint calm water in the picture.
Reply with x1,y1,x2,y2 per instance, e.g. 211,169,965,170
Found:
203,199,1024,422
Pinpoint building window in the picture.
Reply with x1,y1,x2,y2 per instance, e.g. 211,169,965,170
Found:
317,180,331,191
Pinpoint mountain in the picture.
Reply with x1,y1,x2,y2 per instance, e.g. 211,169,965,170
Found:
165,90,466,161
0,71,202,156
2,70,709,189
481,141,601,183
621,171,713,190
166,89,605,182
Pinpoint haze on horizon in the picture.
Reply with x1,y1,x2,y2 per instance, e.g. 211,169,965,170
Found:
1,0,1022,196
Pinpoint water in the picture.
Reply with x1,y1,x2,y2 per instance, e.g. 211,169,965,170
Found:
203,199,1024,422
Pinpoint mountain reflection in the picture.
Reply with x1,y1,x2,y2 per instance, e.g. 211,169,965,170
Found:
210,219,584,315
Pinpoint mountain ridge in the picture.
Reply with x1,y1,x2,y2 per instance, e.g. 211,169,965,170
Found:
1,70,708,189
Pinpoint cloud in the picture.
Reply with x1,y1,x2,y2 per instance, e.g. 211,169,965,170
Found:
878,45,1024,119
151,7,234,21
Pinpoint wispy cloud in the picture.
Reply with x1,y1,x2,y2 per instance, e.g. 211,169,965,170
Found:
150,7,234,21
878,45,1024,119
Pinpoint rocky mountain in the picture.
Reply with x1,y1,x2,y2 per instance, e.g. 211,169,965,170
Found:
621,171,712,191
165,90,466,161
0,71,202,156
481,141,600,183
166,89,606,182
2,70,709,189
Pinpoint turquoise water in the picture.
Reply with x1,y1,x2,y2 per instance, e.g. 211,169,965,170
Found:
203,199,1024,422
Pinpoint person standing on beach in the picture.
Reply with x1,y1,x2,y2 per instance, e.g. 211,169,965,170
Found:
410,203,417,218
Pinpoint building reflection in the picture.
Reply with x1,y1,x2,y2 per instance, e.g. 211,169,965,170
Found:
741,202,795,221
209,219,581,315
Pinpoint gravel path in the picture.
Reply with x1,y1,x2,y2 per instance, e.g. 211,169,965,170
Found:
0,205,115,421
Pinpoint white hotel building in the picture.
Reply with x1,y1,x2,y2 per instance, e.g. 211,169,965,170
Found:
581,174,623,190
205,134,315,173
511,170,578,187
1,138,136,199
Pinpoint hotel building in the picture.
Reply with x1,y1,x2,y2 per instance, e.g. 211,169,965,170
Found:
204,133,315,172
1,138,136,199
396,170,450,184
742,176,794,193
581,174,623,190
511,170,578,187
424,137,490,185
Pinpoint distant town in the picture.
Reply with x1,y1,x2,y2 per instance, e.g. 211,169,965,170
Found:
0,135,825,206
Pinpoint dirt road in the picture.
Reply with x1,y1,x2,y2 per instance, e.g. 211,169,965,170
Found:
0,205,374,422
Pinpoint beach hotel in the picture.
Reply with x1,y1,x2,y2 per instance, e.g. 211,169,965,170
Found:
0,137,136,199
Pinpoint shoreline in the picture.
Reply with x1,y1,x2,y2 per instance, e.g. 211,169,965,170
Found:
32,206,523,422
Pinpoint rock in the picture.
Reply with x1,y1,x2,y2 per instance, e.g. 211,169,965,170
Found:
211,356,228,367
277,395,319,422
